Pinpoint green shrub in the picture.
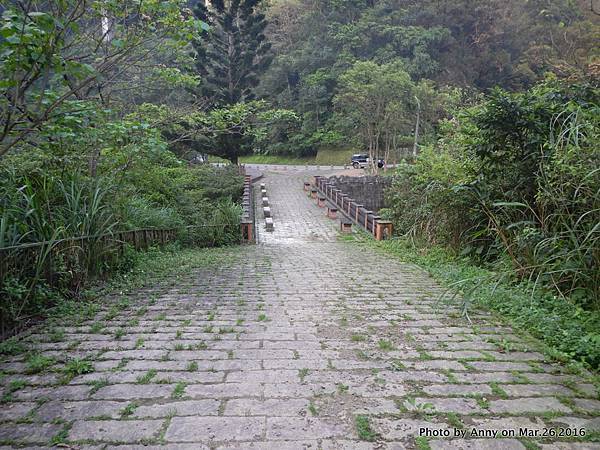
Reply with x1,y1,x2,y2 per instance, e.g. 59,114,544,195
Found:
384,147,479,251
384,79,599,307
0,155,244,336
185,199,243,247
121,197,185,230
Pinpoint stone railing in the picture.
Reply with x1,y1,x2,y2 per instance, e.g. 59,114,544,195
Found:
325,175,391,212
240,174,256,243
259,182,274,232
313,176,393,241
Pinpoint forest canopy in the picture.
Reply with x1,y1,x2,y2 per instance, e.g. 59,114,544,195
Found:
255,0,599,157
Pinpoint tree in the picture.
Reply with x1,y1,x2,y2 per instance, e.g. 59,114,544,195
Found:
334,61,416,171
0,1,202,159
193,0,273,106
130,101,298,163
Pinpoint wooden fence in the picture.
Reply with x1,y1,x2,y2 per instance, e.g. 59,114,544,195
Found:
0,227,179,283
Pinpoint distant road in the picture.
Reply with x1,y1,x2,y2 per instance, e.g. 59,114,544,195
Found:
211,162,399,172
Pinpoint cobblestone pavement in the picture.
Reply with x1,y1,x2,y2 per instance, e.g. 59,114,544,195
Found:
1,170,599,449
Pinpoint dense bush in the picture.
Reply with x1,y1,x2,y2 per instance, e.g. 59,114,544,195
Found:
384,79,600,308
383,145,476,248
0,123,244,336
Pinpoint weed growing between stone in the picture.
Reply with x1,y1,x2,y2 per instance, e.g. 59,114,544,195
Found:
358,235,600,374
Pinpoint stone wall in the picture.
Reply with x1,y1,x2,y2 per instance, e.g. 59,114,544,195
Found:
326,176,391,211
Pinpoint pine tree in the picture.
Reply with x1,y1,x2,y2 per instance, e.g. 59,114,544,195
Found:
193,0,273,106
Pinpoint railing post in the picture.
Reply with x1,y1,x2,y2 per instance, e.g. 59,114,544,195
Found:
374,220,393,241
355,204,363,223
364,211,372,230
371,215,381,236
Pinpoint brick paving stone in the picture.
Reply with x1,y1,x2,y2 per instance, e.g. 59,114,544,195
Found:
134,399,221,418
187,382,264,398
223,398,309,416
573,398,600,413
0,168,596,448
266,417,350,440
372,418,449,440
489,397,572,414
354,398,401,415
264,382,337,397
13,385,91,402
451,371,521,383
483,351,546,361
430,439,526,449
468,361,533,372
92,384,174,400
403,397,484,414
551,416,600,431
574,384,599,397
0,423,63,444
36,400,124,421
263,359,330,370
73,370,224,384
69,419,163,442
422,384,493,396
165,417,265,442
0,401,36,421
470,416,548,431
225,369,299,383
408,360,467,371
502,383,576,397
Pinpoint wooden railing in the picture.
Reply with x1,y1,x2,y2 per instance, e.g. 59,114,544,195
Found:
314,176,393,240
0,227,179,282
0,221,250,279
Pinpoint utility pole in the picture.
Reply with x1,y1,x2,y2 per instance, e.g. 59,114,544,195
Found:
413,95,421,158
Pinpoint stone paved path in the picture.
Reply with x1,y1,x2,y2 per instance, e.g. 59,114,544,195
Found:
1,169,599,449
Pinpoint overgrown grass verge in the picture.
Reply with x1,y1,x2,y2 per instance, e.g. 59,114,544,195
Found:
0,245,241,354
314,148,356,165
89,244,240,295
353,235,600,374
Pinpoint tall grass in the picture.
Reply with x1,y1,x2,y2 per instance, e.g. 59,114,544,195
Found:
383,87,599,309
0,164,246,336
188,200,243,247
476,108,599,306
0,174,118,336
